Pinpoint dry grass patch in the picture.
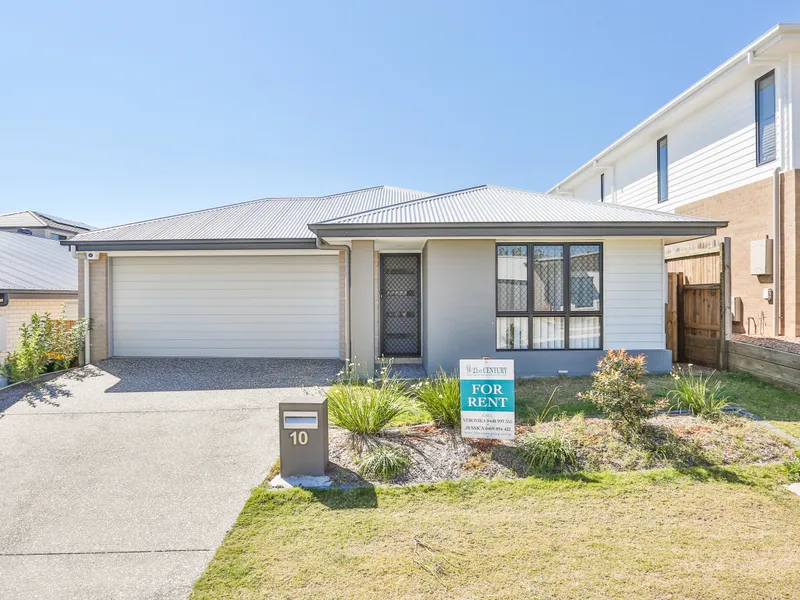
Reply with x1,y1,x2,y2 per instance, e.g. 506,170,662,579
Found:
192,466,800,600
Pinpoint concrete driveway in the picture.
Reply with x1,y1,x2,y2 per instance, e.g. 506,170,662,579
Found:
0,358,339,600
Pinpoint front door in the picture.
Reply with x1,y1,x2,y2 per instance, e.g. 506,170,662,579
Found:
380,254,421,357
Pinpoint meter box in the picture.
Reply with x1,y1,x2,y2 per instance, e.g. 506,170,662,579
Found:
750,239,773,275
278,397,329,477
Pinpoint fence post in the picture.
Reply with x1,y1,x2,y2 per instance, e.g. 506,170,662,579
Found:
719,238,732,371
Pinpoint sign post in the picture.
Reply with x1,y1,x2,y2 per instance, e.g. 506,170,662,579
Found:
459,359,515,440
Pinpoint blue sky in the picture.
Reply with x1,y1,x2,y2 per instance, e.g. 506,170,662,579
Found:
1,1,797,228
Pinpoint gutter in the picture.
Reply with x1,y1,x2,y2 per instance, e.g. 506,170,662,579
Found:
547,23,800,192
62,238,319,252
309,220,728,239
316,237,351,361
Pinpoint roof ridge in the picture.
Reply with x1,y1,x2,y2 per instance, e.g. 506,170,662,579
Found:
314,185,488,225
69,186,431,242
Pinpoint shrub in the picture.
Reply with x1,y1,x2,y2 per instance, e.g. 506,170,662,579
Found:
412,370,460,428
15,313,51,382
327,363,412,438
579,349,665,437
357,445,411,481
48,307,90,370
667,366,729,419
787,450,800,483
518,430,576,473
0,353,23,384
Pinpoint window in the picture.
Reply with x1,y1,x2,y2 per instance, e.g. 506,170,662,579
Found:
657,136,668,203
756,71,776,165
496,243,602,350
600,173,605,202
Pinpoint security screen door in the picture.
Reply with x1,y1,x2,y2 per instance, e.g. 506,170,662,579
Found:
380,254,421,357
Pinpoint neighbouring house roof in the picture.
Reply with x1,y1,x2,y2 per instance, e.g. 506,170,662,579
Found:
67,186,430,250
0,231,78,293
309,185,727,238
0,210,94,235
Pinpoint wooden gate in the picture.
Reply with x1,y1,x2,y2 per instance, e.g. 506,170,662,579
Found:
665,238,731,368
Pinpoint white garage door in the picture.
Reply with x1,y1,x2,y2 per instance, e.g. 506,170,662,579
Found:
111,255,340,358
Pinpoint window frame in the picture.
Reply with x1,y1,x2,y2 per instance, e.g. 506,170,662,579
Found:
600,173,605,202
656,135,668,203
495,242,603,352
755,70,776,166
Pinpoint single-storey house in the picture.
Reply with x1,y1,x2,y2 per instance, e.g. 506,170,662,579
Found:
64,185,726,376
0,231,79,356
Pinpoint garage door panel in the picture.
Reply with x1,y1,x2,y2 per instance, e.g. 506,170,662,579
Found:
112,255,340,358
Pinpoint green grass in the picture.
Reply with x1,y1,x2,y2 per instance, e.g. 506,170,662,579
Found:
516,372,800,439
192,465,800,599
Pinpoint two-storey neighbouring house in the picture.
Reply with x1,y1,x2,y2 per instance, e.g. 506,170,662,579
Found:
0,210,93,240
549,23,800,338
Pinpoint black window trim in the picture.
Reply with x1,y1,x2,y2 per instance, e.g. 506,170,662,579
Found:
755,69,776,167
495,242,603,352
656,135,668,203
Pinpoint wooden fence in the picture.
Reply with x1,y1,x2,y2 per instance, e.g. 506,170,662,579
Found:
728,342,800,391
664,238,731,368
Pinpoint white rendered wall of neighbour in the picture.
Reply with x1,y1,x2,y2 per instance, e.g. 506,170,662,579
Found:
791,53,800,170
0,297,78,356
565,64,793,209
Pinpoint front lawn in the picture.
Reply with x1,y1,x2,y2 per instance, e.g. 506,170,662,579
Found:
515,371,800,439
192,465,800,599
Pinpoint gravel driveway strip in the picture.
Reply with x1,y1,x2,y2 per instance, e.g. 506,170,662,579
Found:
0,358,339,600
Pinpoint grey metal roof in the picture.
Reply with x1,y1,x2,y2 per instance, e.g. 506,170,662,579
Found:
0,231,78,293
0,210,93,234
316,185,721,225
69,186,430,245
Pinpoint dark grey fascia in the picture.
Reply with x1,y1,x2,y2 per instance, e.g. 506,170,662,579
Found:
1,290,79,298
308,221,728,239
62,238,319,252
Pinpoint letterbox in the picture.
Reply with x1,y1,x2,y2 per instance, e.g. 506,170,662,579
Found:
278,397,329,477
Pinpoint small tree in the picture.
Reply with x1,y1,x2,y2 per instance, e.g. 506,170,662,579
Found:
579,350,665,437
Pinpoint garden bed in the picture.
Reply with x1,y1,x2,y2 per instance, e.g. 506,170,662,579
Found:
326,413,796,486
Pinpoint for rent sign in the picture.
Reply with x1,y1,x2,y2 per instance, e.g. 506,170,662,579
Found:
459,359,515,440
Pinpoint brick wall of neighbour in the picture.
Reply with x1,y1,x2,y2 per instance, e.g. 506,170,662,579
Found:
78,255,110,361
0,296,78,357
674,170,799,337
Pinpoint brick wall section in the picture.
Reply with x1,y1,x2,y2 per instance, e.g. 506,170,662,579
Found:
674,171,799,337
0,297,78,357
78,255,110,361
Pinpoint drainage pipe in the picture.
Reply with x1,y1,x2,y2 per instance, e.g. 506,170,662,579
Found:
83,257,91,364
316,237,351,360
773,167,781,336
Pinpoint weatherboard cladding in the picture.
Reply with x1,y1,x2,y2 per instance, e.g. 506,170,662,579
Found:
316,185,718,226
0,231,78,292
69,187,430,243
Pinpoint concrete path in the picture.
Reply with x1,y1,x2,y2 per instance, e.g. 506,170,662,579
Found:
0,358,338,600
